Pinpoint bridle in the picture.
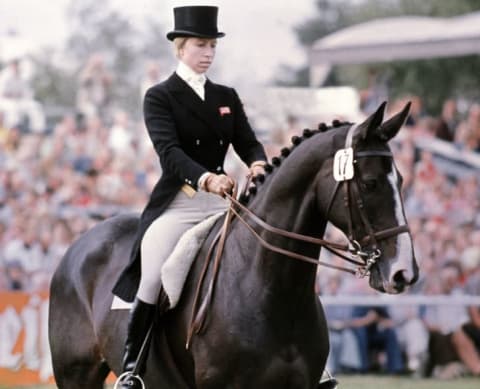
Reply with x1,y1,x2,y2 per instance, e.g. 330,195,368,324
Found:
227,123,410,277
187,123,410,347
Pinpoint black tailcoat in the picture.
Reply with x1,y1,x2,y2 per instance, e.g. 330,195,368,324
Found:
112,73,266,301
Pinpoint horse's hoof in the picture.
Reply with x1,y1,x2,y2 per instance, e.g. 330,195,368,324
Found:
318,377,338,389
114,372,145,389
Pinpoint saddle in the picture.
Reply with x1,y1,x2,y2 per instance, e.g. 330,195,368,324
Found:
161,212,224,308
111,212,224,310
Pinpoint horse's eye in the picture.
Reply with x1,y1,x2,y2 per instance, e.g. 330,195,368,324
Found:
361,179,377,192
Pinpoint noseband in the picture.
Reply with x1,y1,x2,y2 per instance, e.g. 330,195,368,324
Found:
323,124,410,275
227,124,410,277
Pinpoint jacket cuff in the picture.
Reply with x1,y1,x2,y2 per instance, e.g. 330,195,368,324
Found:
197,172,213,191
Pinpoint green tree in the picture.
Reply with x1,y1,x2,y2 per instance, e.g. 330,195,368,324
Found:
31,0,172,119
286,0,480,114
65,0,146,117
31,48,77,108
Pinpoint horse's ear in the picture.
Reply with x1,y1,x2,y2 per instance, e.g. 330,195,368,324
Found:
376,101,411,142
358,101,387,140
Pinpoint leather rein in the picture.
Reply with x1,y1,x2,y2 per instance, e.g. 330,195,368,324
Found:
186,124,410,348
227,124,410,277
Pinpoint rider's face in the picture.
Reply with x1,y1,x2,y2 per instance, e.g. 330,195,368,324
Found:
179,38,216,74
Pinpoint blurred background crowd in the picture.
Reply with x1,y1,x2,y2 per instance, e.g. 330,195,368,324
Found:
1,0,479,383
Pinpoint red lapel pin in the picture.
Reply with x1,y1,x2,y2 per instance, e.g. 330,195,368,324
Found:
219,106,231,116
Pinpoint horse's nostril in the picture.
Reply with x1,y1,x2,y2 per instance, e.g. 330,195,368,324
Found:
393,270,407,285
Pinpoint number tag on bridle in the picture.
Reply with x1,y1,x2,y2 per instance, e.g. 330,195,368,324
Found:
333,147,354,181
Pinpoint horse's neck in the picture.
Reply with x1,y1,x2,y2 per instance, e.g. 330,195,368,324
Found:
253,142,329,240
240,149,329,296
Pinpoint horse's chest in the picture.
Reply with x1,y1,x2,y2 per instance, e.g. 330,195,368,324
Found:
195,342,316,388
193,323,324,388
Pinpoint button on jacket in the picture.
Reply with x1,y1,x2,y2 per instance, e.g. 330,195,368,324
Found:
113,72,267,301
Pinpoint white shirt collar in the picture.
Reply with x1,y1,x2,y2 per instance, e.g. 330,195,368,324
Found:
176,61,206,86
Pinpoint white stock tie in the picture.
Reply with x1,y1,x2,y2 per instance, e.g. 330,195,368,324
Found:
187,74,206,100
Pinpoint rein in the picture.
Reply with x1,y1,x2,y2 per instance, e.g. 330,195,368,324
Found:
224,190,408,276
223,124,409,277
186,185,237,349
226,193,360,273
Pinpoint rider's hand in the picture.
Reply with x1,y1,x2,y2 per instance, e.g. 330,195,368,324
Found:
249,161,266,177
205,174,235,197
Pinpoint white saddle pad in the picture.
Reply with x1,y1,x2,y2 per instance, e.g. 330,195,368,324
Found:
112,212,224,310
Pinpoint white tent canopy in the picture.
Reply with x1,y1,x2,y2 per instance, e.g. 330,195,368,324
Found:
309,11,480,85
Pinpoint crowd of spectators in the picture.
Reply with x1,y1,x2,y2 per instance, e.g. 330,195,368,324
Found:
0,55,158,292
315,95,480,379
0,55,479,379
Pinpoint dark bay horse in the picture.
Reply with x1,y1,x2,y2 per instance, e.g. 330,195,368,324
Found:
49,102,418,388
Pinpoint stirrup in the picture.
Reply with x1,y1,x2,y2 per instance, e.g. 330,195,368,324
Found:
318,378,338,389
319,369,338,389
114,371,146,389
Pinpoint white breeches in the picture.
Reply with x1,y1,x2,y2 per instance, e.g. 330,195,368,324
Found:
136,189,228,304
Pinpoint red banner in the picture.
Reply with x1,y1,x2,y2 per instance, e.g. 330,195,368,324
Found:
0,291,54,386
0,291,117,386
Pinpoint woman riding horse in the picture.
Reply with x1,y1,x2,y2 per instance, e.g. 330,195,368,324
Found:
50,101,418,389
112,5,271,388
49,6,419,388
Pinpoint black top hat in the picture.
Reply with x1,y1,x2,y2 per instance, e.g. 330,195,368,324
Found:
166,6,225,41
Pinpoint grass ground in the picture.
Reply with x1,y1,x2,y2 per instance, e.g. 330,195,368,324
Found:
1,375,479,389
336,374,479,388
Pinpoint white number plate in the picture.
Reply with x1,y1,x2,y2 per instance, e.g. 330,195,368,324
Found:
333,147,354,181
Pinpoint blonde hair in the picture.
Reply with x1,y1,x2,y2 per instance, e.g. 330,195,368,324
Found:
173,37,189,58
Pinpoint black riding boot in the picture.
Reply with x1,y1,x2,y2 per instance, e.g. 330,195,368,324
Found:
115,298,156,389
